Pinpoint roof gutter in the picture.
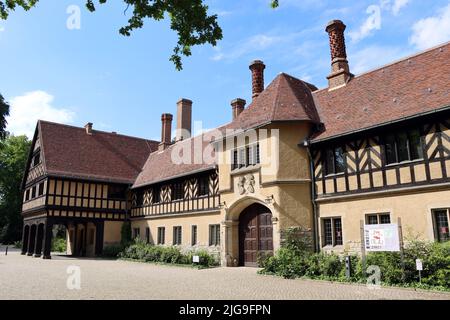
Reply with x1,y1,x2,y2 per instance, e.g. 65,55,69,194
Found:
312,104,450,144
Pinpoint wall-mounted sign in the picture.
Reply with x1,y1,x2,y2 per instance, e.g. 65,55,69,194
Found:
364,224,400,252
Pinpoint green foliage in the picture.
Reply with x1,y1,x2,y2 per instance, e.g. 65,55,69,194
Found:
260,235,450,289
51,237,67,253
120,221,132,247
119,238,219,267
13,240,22,249
102,244,124,258
0,135,31,244
0,94,9,139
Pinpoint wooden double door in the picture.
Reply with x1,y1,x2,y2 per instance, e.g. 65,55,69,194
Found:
239,203,274,267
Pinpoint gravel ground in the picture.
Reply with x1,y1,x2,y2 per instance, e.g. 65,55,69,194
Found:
0,250,449,300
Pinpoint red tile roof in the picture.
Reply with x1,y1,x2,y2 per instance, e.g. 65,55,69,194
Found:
39,120,158,184
226,73,321,131
312,42,450,142
132,132,218,188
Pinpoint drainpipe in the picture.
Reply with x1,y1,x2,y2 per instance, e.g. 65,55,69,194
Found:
303,139,320,253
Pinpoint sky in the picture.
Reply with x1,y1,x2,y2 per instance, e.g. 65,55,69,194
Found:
1,0,450,140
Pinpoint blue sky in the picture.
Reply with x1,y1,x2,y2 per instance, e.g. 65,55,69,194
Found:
1,0,450,140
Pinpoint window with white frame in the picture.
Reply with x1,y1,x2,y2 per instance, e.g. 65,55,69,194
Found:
322,217,343,246
366,213,391,225
231,143,260,170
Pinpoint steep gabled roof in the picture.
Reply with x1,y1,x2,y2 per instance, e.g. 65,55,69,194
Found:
132,132,219,189
312,42,450,142
38,120,158,184
226,73,320,131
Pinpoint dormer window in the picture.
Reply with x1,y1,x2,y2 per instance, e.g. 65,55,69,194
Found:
32,152,40,167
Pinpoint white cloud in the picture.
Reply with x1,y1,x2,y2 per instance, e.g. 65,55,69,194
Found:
410,4,450,50
391,0,409,15
6,91,75,138
349,5,382,42
350,45,405,75
0,26,4,32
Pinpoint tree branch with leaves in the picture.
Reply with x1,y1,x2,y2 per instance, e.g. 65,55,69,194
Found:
0,94,10,140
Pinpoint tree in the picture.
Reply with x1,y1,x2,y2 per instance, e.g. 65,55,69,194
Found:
0,134,31,244
0,94,9,140
0,1,279,70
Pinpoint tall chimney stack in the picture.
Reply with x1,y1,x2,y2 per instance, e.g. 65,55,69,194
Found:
325,20,352,90
176,98,192,142
249,60,265,99
85,122,93,135
231,98,246,120
159,113,173,151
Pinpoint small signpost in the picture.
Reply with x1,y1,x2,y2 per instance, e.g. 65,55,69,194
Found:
193,255,200,264
416,259,423,283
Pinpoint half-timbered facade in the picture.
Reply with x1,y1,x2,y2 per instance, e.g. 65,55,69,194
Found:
21,19,450,264
21,121,157,258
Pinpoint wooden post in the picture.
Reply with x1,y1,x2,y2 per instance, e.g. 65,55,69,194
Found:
398,217,406,283
42,220,53,259
360,220,367,278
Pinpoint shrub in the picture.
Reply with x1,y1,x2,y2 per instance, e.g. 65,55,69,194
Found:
13,241,22,249
51,237,67,253
102,244,124,258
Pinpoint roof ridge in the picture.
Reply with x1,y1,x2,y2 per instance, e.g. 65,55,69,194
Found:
38,120,159,143
314,40,450,93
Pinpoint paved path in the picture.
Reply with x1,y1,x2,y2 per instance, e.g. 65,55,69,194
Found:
0,252,449,300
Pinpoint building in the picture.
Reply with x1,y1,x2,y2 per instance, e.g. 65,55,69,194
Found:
21,20,450,266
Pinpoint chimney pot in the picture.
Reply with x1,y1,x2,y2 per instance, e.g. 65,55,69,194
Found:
249,60,265,99
159,113,173,151
85,122,93,135
231,98,246,120
325,20,352,90
176,98,192,142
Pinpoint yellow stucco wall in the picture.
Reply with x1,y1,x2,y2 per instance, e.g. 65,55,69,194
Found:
130,212,222,252
104,221,123,247
318,187,450,254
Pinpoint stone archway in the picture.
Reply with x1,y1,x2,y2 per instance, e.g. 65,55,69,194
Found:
21,225,30,255
27,224,37,256
34,224,45,258
238,203,274,267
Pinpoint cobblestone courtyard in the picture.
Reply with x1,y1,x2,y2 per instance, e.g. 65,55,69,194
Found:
1,250,449,300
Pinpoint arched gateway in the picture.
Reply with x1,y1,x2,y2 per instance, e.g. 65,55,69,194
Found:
238,203,273,267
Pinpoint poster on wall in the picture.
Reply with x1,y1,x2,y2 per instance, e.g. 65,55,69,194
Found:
364,224,400,252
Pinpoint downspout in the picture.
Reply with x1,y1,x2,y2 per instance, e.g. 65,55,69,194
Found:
304,140,320,253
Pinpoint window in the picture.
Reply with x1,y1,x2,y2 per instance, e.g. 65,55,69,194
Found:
25,189,30,201
153,186,161,203
32,152,40,167
157,227,165,245
384,129,423,165
108,185,126,199
145,228,150,244
136,191,144,206
231,144,260,170
38,182,44,196
31,186,36,199
198,176,209,197
322,218,343,247
433,210,449,242
133,228,140,239
366,213,391,225
191,225,197,246
171,182,184,201
173,226,182,245
333,219,343,245
209,224,220,246
325,147,345,175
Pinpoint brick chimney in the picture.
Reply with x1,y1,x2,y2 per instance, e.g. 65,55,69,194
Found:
231,98,246,120
325,20,353,90
249,60,265,99
85,122,93,135
176,98,192,142
159,113,173,151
